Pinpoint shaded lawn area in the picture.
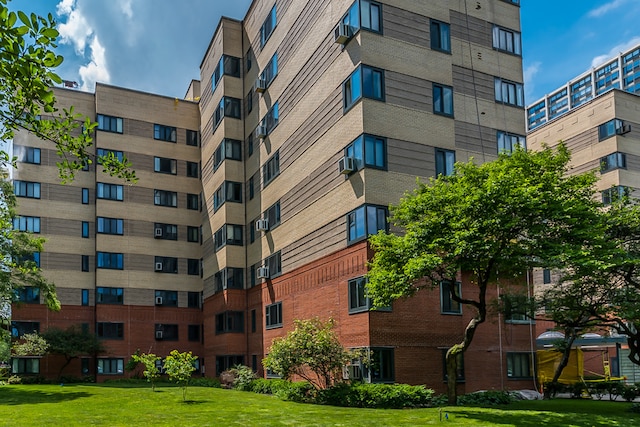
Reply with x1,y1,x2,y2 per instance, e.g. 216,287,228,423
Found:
0,385,639,426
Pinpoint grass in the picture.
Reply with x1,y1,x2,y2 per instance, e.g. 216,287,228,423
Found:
0,384,639,426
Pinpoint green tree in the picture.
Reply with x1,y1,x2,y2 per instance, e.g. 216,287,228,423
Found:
11,332,49,356
263,317,352,390
163,350,197,401
42,326,105,378
130,352,162,391
367,145,602,404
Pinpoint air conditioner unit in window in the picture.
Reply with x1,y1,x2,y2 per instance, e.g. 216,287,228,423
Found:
257,266,269,279
254,78,267,93
155,296,163,305
155,262,163,271
155,330,163,340
154,227,163,237
338,156,355,174
334,23,352,44
255,125,268,139
255,219,269,232
616,124,632,135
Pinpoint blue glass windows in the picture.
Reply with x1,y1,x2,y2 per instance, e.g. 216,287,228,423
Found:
97,114,123,133
212,55,241,91
497,131,526,154
344,134,386,171
430,20,451,53
260,5,277,47
347,205,387,244
14,181,40,199
435,149,455,176
342,0,382,34
433,84,454,117
343,65,385,111
495,78,524,107
96,252,124,270
492,26,522,56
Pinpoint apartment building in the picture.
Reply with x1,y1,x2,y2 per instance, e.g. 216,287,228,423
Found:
11,0,533,393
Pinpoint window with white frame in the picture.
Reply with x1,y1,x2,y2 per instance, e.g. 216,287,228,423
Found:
492,26,521,55
495,78,524,107
265,301,283,329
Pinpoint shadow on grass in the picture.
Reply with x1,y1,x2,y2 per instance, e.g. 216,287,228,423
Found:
183,400,208,405
0,388,92,405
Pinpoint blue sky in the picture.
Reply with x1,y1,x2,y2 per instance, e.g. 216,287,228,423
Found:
8,0,640,105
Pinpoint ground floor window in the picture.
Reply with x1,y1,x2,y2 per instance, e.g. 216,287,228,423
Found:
12,358,39,374
347,347,395,383
97,358,124,375
215,355,244,376
506,352,534,379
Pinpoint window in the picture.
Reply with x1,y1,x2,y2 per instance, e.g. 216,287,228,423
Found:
265,251,282,278
186,161,199,178
82,221,89,238
347,205,387,244
154,124,176,142
433,83,454,117
187,193,199,210
341,0,382,33
265,302,283,329
82,289,89,305
214,97,242,128
262,151,280,187
82,188,89,204
430,19,450,53
97,217,123,235
155,290,178,307
598,119,627,141
259,53,278,87
96,183,123,201
441,281,462,314
96,149,124,164
186,129,200,146
248,134,254,157
600,152,626,173
251,310,257,333
497,131,526,154
11,321,39,338
495,78,524,107
14,286,39,303
154,190,177,207
507,353,533,379
155,256,178,274
249,177,255,200
213,181,242,211
264,201,281,231
247,90,253,114
502,294,532,322
188,324,201,342
13,216,40,233
213,139,242,170
260,5,277,47
216,355,244,376
343,65,385,111
97,252,123,270
188,259,200,276
492,26,521,55
98,358,124,375
216,311,244,334
13,181,40,198
96,322,124,339
349,277,370,313
442,350,465,382
151,223,176,240
368,348,394,382
257,102,279,137
96,287,123,304
154,157,177,175
81,255,89,272
187,226,200,243
15,146,41,164
214,268,244,292
602,186,629,205
246,49,253,72
188,291,201,308
435,149,455,176
12,358,40,374
212,55,241,90
97,114,123,133
154,324,179,341
542,269,551,284
214,224,243,250
344,134,386,171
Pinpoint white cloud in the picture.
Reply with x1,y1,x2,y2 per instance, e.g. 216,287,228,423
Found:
118,0,133,19
56,0,75,15
79,35,111,92
591,37,640,67
523,61,541,102
57,1,92,55
588,0,628,18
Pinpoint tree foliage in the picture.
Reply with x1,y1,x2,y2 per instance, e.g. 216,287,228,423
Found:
42,325,105,378
163,350,197,401
130,351,161,391
263,317,353,390
367,145,602,404
11,332,48,356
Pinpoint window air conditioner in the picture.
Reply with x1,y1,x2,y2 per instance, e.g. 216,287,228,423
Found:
255,125,268,139
334,23,352,44
154,227,163,237
255,219,269,232
616,124,632,135
155,296,163,305
155,330,163,340
155,262,163,271
257,266,269,279
338,156,355,174
254,78,267,93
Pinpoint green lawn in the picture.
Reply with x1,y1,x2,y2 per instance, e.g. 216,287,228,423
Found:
0,384,639,426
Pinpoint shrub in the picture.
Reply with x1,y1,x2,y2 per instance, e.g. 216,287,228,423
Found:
457,390,515,406
248,378,290,395
569,382,587,399
622,384,639,402
274,381,315,403
317,383,434,409
7,375,21,385
188,377,221,388
542,382,567,399
630,403,640,414
19,375,49,385
229,365,256,391
587,382,608,400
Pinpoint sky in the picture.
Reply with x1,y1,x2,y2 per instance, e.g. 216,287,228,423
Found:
8,0,640,105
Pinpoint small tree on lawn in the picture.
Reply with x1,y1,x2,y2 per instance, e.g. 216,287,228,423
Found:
42,325,104,378
131,352,161,391
263,317,352,390
163,350,197,401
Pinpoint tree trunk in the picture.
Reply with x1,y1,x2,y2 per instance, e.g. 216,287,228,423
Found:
544,330,577,399
627,331,640,365
57,356,75,380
